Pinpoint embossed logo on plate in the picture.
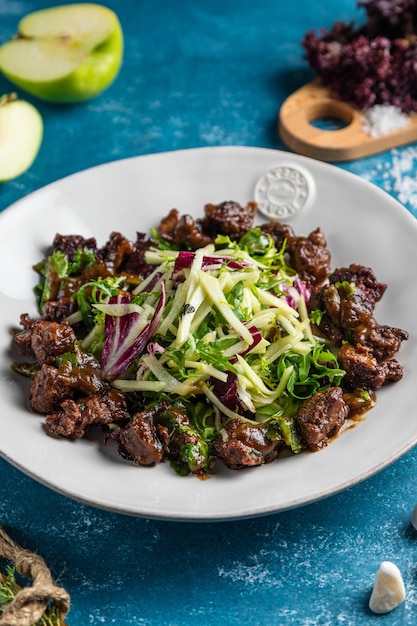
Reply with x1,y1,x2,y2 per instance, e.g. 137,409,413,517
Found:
254,164,315,220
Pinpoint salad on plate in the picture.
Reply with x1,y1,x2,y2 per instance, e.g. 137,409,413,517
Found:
10,200,408,479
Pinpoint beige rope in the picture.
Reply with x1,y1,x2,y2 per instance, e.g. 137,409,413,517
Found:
0,526,70,626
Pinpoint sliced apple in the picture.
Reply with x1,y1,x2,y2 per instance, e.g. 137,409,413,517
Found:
0,94,43,182
0,4,123,104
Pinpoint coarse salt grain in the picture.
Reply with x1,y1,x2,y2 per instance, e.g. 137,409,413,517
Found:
361,104,410,138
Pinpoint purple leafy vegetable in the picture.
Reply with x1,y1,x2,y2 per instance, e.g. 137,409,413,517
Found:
173,251,252,280
102,282,166,380
281,277,310,309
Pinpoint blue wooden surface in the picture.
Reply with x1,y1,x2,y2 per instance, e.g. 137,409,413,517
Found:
1,1,417,624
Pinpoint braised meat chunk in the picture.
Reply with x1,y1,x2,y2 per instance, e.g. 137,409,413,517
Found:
260,221,295,251
118,410,164,466
353,321,409,362
156,406,210,475
41,298,77,323
330,264,386,311
286,227,331,286
297,386,350,449
158,208,212,250
15,317,76,365
97,231,134,273
338,343,405,391
46,388,130,439
14,314,39,352
381,359,405,384
310,263,408,392
311,264,389,343
118,404,210,476
213,418,282,469
29,346,105,414
200,200,257,240
122,232,155,277
337,344,387,392
29,364,76,414
260,223,331,286
52,233,97,260
156,201,257,250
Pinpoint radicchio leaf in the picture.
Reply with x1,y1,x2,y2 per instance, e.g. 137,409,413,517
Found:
281,276,311,308
102,282,166,380
173,251,252,280
208,371,254,417
240,325,262,357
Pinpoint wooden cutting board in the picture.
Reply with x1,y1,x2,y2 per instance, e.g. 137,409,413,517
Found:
278,79,417,162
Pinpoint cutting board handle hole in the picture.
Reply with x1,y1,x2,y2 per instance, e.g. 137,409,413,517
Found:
307,100,354,132
310,116,350,131
279,80,416,160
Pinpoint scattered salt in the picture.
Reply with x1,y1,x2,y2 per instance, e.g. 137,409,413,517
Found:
389,147,417,211
361,104,410,138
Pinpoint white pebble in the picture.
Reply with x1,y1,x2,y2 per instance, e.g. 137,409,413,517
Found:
369,561,406,614
411,503,417,530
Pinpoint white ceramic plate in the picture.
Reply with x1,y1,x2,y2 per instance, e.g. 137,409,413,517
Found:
0,146,416,521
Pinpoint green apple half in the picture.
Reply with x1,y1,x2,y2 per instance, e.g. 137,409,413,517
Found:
0,94,43,181
0,4,123,104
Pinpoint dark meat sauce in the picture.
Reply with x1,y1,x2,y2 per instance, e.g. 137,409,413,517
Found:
10,200,408,478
